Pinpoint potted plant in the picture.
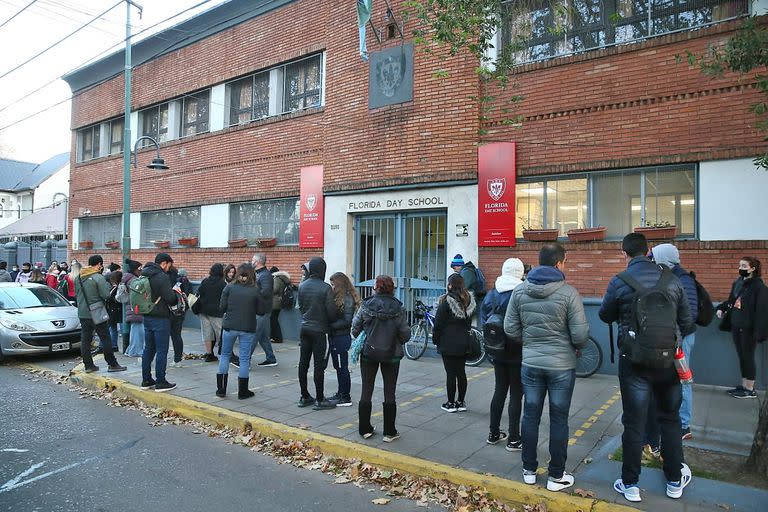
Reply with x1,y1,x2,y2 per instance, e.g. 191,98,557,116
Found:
228,238,248,248
79,240,94,250
634,221,677,240
104,240,120,249
567,226,607,242
178,237,199,247
254,237,277,248
153,240,171,249
519,219,559,242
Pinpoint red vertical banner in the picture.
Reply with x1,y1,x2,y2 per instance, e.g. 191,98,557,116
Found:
299,165,324,248
478,142,516,247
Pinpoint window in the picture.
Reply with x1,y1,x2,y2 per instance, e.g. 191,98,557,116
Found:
108,118,124,155
228,72,270,126
76,125,100,162
141,207,200,248
517,164,696,238
139,103,170,147
229,198,300,246
79,215,121,248
181,90,210,137
283,54,322,112
502,0,749,64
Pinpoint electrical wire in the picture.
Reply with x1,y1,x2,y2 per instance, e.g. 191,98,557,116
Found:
0,0,38,30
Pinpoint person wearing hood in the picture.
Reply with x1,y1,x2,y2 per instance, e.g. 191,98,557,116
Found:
480,257,525,450
140,253,179,393
505,243,589,493
122,259,144,356
198,263,226,362
0,261,12,282
270,266,291,344
351,275,410,442
167,264,190,367
74,255,126,373
297,257,338,410
433,273,477,414
15,262,32,283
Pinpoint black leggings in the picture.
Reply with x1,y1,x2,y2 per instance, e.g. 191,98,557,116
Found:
489,361,523,439
360,359,400,404
442,355,467,402
298,330,329,400
732,328,757,381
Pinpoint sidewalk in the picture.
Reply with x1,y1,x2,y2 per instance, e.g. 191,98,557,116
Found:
30,327,766,511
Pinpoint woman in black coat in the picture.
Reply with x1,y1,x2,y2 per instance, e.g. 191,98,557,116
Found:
433,273,476,414
716,256,768,399
197,263,226,362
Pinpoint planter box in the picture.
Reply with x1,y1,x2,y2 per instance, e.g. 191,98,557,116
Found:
522,229,560,242
228,238,248,248
634,226,677,240
153,240,171,249
254,237,277,248
79,241,94,250
178,237,198,247
567,227,607,242
104,241,120,250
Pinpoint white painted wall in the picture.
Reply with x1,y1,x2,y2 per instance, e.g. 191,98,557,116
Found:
71,219,79,250
699,158,768,240
324,185,478,281
209,84,226,132
130,212,141,249
33,164,70,211
200,203,229,248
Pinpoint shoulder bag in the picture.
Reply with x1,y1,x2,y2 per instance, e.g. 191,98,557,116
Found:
78,275,109,324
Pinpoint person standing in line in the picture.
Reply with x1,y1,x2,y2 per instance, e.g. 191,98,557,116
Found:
167,263,188,367
0,261,12,282
122,259,144,357
74,255,126,373
480,257,525,450
600,233,694,502
46,262,60,288
10,263,20,281
140,253,179,393
716,256,768,400
224,264,237,285
250,253,277,367
216,263,265,399
103,271,123,354
351,275,410,442
328,272,360,407
433,273,476,413
28,268,46,284
15,262,32,283
505,243,589,492
270,266,291,344
297,257,338,410
197,263,226,362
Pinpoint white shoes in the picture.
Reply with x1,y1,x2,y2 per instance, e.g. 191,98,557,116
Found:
546,472,574,492
522,470,537,485
666,463,692,499
614,479,642,502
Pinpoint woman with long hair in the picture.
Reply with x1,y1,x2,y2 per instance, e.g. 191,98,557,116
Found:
216,263,265,399
197,263,226,362
351,275,410,441
433,273,476,413
328,272,361,407
716,256,768,399
223,264,237,285
46,262,60,289
28,268,46,284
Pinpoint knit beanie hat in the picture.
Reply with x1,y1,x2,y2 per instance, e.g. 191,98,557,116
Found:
451,254,465,267
651,243,680,269
125,259,141,274
495,258,524,293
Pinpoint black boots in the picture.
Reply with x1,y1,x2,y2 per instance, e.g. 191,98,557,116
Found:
216,373,228,397
122,333,129,353
383,402,397,437
238,377,254,399
359,400,374,438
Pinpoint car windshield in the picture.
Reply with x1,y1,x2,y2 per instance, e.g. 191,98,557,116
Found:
0,286,71,310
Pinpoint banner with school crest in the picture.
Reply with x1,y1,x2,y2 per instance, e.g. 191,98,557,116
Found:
300,165,324,248
478,142,516,247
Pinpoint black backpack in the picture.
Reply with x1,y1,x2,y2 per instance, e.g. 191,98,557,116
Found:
688,271,714,327
617,268,679,368
280,278,296,310
483,293,508,358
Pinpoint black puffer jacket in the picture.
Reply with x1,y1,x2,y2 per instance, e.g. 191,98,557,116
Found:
433,293,477,357
255,266,273,310
298,257,337,334
718,276,768,340
197,275,225,317
599,256,695,345
330,293,356,337
351,294,410,361
220,282,264,332
141,263,178,318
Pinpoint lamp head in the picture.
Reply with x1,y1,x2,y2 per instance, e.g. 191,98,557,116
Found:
147,157,169,170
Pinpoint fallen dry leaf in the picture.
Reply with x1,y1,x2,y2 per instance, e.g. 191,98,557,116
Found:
573,488,596,498
334,477,351,484
371,498,390,505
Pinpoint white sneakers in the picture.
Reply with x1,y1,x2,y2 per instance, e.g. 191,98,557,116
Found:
522,470,575,492
522,470,537,485
614,463,692,502
614,479,642,502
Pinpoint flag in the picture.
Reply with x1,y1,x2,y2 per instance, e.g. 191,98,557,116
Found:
357,0,372,61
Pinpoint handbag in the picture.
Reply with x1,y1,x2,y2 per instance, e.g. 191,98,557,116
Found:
78,275,109,324
188,293,201,314
350,330,366,364
718,309,732,332
465,328,482,360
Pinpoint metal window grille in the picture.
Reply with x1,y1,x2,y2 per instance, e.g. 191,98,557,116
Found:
139,103,170,147
181,90,210,137
109,118,123,155
140,207,200,248
228,72,270,126
283,54,322,112
78,215,121,248
77,125,100,162
229,198,300,245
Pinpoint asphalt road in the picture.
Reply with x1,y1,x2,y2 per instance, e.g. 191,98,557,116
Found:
0,365,435,512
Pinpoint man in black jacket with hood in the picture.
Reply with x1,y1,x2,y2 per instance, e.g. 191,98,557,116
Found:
297,257,338,410
140,253,179,393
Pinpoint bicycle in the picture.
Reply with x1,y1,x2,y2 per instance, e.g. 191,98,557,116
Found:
575,336,603,378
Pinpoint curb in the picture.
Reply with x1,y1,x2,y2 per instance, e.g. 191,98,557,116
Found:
64,369,632,512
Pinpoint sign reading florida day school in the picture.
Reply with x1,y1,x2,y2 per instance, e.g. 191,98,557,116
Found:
478,142,516,247
300,165,324,248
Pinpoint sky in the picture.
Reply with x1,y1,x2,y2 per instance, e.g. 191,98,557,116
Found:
0,0,229,163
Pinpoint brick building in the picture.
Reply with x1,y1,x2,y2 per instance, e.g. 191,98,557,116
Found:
63,0,768,306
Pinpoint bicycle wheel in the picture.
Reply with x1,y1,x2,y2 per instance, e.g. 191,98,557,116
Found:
575,336,603,378
405,323,429,360
465,327,486,367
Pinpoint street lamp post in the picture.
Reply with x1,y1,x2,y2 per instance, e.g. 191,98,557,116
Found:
51,192,68,239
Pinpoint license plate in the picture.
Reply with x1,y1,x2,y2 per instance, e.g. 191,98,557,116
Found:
51,342,70,352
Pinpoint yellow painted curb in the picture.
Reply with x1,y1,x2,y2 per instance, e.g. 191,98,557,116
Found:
57,368,633,512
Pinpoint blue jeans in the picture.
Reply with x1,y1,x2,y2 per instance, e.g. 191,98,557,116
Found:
249,313,275,363
218,329,255,378
680,333,695,429
142,316,171,383
521,366,576,479
125,321,144,357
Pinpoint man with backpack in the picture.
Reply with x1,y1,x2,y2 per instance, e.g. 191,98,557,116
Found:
136,253,179,393
600,233,695,503
74,255,126,373
450,254,486,323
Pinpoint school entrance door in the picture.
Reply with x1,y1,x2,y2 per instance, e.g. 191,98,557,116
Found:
353,211,447,318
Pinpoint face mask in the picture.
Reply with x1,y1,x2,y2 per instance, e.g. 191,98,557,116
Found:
739,269,750,278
